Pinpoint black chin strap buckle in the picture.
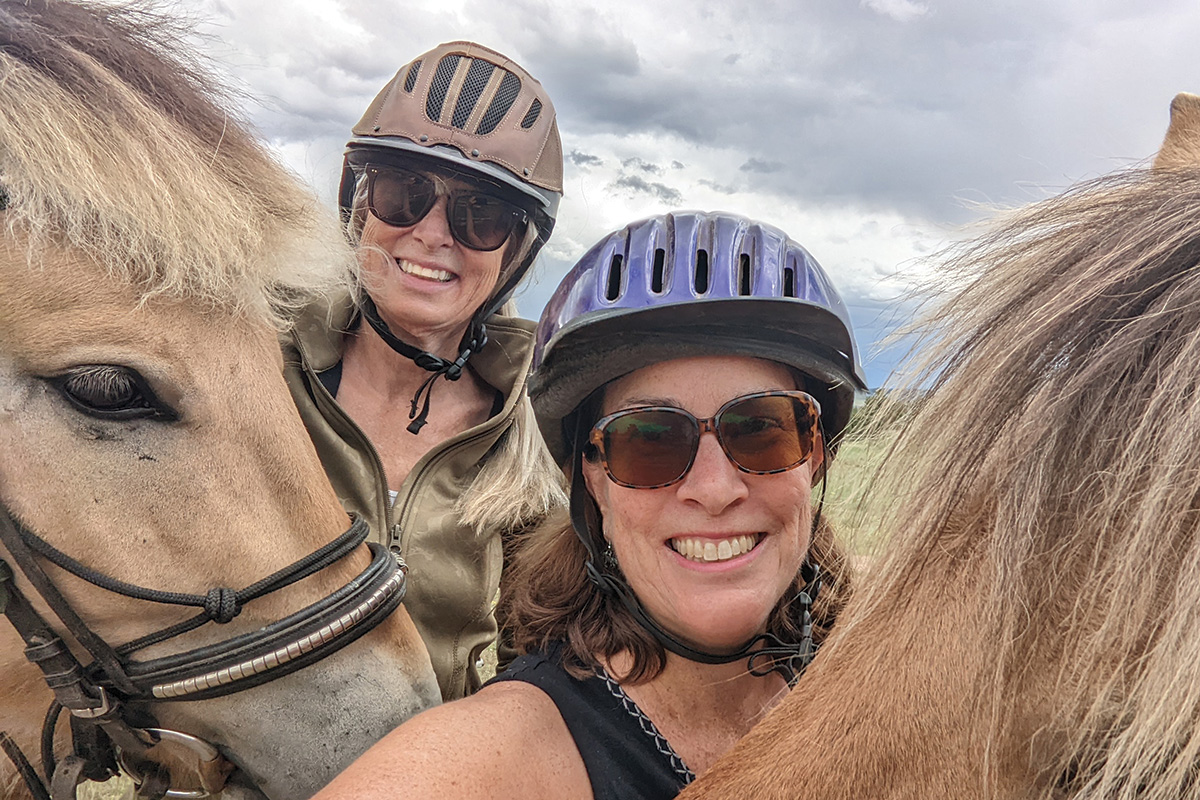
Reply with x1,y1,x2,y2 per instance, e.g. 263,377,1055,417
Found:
403,327,488,434
746,565,822,685
361,296,490,435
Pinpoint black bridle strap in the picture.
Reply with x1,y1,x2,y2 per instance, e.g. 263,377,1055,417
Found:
130,541,406,700
0,511,137,695
7,511,369,665
0,561,153,798
112,516,370,656
0,509,402,796
0,731,51,800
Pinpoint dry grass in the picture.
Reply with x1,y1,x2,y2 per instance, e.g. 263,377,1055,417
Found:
822,433,894,555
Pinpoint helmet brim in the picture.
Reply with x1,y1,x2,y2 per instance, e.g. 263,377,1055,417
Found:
345,137,560,218
530,298,867,465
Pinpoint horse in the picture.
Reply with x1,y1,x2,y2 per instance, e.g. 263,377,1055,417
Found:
681,92,1200,800
0,2,440,798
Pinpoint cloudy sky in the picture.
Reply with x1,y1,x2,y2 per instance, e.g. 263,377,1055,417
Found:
180,0,1198,387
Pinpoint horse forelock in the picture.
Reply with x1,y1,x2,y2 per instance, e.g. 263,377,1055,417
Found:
854,168,1200,798
0,0,354,325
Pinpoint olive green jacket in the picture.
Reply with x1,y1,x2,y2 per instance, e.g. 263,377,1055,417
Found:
282,295,538,700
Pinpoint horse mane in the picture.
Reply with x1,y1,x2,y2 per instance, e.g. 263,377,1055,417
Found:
0,0,353,323
852,166,1200,798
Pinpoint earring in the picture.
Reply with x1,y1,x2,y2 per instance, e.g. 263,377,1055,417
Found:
602,540,619,572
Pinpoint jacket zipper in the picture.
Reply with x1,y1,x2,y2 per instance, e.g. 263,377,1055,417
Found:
295,339,397,544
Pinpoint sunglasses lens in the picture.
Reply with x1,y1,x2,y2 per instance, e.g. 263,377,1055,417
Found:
449,193,523,251
601,410,698,488
718,394,817,472
368,169,436,227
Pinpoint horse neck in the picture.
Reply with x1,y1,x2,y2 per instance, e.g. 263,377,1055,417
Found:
681,547,1039,800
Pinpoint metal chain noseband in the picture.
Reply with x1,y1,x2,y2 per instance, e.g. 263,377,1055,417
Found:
0,509,407,799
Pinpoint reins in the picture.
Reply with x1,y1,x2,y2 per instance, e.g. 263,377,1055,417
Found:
0,508,408,799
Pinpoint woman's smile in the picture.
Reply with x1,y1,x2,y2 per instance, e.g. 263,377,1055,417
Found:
583,355,820,651
396,257,455,283
668,533,763,564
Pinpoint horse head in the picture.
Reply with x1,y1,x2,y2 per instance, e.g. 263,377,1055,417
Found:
682,93,1200,800
0,2,439,798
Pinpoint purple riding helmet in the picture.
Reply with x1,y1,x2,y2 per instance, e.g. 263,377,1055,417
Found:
531,210,866,464
530,210,867,679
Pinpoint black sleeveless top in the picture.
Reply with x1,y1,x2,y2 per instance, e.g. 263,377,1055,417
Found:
488,648,693,800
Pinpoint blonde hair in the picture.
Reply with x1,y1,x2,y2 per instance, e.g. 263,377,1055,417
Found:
0,1,354,326
457,299,567,536
339,165,560,533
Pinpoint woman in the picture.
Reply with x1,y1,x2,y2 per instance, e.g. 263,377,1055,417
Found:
282,41,565,701
313,211,867,799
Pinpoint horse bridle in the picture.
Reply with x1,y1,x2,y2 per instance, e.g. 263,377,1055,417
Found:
0,506,407,800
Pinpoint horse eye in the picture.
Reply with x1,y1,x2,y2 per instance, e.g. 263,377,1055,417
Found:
51,366,178,421
0,186,8,211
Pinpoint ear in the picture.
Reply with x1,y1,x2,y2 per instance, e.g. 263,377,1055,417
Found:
809,430,827,483
1154,92,1200,171
579,457,612,540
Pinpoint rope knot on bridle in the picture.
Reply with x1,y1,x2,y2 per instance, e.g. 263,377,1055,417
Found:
203,588,240,624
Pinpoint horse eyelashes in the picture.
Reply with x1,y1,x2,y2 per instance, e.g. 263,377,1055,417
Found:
52,365,178,421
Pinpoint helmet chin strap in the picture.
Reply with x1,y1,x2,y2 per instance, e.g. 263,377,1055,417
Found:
360,295,488,434
569,432,828,685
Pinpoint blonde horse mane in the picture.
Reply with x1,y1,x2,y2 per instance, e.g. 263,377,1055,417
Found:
0,0,353,324
852,159,1200,796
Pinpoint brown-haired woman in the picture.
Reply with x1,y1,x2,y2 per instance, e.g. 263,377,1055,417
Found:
313,211,866,799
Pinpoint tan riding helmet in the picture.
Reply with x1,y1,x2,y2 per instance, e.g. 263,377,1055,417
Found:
340,41,563,313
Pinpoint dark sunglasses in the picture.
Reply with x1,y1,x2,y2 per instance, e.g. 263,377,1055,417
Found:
587,390,821,489
364,166,528,252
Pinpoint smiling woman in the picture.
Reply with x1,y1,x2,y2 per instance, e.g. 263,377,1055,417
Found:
282,41,567,702
312,210,868,800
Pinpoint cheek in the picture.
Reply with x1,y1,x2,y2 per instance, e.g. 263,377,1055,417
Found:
466,249,505,286
771,473,815,539
581,463,659,545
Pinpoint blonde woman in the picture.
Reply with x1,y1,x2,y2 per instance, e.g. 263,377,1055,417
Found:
283,42,565,700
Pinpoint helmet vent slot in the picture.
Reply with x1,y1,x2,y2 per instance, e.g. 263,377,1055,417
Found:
477,71,521,135
605,254,624,301
451,59,497,129
783,265,796,298
694,250,710,295
738,253,752,295
651,249,666,293
426,54,462,122
521,98,542,129
403,60,422,93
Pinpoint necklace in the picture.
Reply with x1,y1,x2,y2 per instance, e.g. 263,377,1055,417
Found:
596,668,696,785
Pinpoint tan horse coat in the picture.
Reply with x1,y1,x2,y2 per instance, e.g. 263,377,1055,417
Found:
0,2,439,797
682,92,1200,800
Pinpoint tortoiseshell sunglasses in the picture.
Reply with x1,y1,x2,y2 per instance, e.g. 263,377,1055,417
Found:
587,390,821,489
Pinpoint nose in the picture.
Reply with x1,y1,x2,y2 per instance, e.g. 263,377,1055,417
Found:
409,195,454,249
674,429,748,514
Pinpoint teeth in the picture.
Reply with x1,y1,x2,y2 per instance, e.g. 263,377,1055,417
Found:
670,534,760,563
398,259,453,282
